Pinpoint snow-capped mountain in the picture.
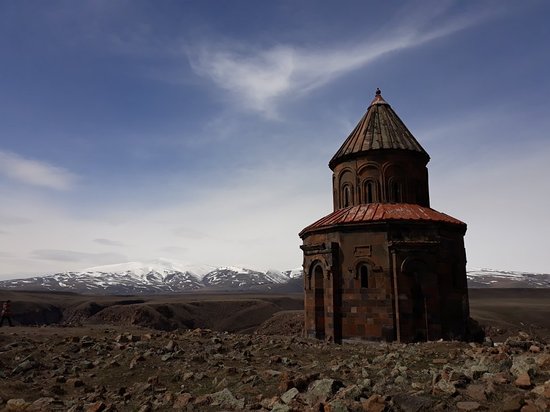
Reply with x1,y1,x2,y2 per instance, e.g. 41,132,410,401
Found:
202,266,289,289
281,268,304,279
86,259,216,279
0,260,303,295
0,261,547,294
466,268,550,288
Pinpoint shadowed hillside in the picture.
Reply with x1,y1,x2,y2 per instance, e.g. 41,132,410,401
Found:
0,290,303,332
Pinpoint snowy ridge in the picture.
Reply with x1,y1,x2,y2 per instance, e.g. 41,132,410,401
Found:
202,266,290,290
1,262,548,294
0,260,305,295
85,258,216,280
466,268,550,288
283,268,304,279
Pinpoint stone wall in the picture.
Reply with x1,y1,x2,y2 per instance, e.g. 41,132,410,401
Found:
301,221,469,342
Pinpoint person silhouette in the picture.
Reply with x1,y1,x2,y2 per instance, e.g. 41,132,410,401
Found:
0,300,13,327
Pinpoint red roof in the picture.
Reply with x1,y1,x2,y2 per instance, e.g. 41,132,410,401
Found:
300,203,465,237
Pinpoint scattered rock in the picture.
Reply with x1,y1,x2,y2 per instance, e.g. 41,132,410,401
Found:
305,379,344,405
456,401,480,411
271,403,291,412
0,322,548,412
392,393,433,412
12,360,37,375
465,364,489,380
361,394,387,412
515,373,532,389
464,383,487,401
85,401,106,412
531,381,550,398
173,393,193,409
209,388,245,410
519,404,538,412
510,355,537,378
501,394,524,412
67,378,85,388
436,379,457,395
325,399,350,412
535,354,550,370
6,399,31,411
28,397,58,411
280,387,299,404
528,345,540,353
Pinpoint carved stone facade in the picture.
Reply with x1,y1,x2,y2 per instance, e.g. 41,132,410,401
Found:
300,90,470,343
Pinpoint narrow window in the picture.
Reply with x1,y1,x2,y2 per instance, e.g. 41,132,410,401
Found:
343,185,351,207
390,181,402,203
360,265,369,288
365,181,373,203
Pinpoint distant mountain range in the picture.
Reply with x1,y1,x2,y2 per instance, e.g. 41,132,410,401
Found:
0,259,547,294
466,268,550,288
0,259,303,295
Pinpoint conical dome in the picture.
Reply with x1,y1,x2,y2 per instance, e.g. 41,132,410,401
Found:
329,89,429,170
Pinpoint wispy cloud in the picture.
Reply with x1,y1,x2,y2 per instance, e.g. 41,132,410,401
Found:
173,227,207,240
31,249,126,264
0,150,77,190
94,238,125,247
159,246,188,254
186,7,490,117
0,214,31,225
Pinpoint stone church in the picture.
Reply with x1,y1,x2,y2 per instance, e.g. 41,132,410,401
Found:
299,89,470,343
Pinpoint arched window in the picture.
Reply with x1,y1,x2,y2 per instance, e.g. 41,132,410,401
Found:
360,265,369,288
364,180,378,203
390,180,402,203
342,185,352,207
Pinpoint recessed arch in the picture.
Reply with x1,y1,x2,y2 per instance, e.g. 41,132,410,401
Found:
307,258,328,281
342,183,353,207
388,177,403,203
337,168,355,208
357,162,381,176
311,261,326,339
382,163,407,203
363,179,379,203
354,259,376,289
337,167,355,185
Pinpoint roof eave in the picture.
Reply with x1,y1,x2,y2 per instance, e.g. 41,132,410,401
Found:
299,218,467,239
328,148,431,170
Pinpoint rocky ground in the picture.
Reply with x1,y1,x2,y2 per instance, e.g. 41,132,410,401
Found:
0,322,548,412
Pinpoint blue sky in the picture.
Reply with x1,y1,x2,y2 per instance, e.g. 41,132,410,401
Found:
1,0,549,277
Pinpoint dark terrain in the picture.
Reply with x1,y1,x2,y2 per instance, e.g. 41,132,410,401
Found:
0,290,303,333
0,289,548,411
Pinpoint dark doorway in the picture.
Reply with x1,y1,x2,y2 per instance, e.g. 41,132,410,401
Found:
402,259,433,342
411,272,427,341
314,265,325,339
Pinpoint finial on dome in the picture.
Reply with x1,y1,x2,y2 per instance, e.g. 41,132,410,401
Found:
370,87,387,106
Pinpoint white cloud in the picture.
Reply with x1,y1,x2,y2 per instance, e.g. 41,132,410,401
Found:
93,238,125,247
186,8,489,117
31,249,127,264
0,150,77,190
423,104,550,274
431,145,550,274
1,136,548,277
0,158,330,278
